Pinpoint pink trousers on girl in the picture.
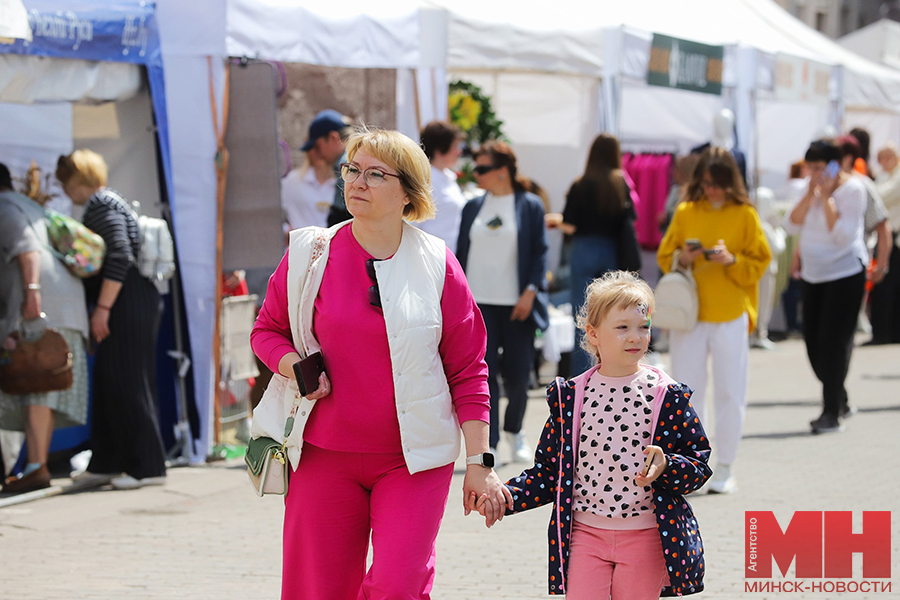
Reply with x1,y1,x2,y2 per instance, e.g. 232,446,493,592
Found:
282,443,453,600
565,520,669,600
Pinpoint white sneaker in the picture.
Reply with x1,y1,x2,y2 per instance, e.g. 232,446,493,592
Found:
71,470,111,482
707,464,737,494
69,450,92,477
506,431,533,463
111,475,142,490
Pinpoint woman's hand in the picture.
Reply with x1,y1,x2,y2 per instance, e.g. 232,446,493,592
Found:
304,372,332,400
511,289,535,321
545,213,563,229
90,307,111,344
706,239,736,266
634,445,668,487
679,243,704,267
463,466,514,528
819,170,842,201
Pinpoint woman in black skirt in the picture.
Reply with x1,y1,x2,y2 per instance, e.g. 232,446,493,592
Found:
56,150,166,490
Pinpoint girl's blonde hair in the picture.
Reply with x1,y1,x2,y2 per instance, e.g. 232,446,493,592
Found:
55,149,108,188
576,271,655,363
345,128,436,222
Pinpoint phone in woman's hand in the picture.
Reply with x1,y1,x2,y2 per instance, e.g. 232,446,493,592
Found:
292,352,326,396
824,160,841,179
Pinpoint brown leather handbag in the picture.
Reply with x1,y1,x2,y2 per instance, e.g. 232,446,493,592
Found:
0,325,73,395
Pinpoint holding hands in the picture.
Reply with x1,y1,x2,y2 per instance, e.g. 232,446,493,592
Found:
464,468,514,528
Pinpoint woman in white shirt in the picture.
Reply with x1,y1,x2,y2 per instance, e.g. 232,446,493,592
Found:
785,140,868,434
456,141,549,463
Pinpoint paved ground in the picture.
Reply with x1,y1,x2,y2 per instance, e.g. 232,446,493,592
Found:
1,338,897,599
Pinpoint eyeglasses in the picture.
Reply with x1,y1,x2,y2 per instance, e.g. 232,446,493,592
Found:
340,163,401,188
473,164,498,176
365,258,383,309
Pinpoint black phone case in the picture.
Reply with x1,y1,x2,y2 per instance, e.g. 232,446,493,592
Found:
292,352,325,396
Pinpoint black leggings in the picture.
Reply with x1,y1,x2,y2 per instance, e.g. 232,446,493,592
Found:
801,269,866,418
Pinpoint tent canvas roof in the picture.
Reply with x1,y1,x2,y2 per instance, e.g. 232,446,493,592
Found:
439,0,900,111
839,18,900,72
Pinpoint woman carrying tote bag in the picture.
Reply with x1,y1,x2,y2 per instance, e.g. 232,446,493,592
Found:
656,147,770,495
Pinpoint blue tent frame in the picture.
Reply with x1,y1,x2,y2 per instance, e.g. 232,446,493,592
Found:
0,1,195,458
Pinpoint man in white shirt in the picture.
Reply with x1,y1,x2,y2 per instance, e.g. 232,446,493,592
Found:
419,121,466,253
281,145,335,232
869,144,900,344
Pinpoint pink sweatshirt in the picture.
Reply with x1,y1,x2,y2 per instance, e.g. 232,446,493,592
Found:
251,226,490,453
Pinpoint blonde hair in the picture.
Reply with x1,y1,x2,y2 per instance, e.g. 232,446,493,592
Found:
345,128,435,222
576,271,655,363
55,149,108,188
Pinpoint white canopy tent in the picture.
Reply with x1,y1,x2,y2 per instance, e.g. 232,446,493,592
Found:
839,18,900,71
151,0,900,459
839,19,900,163
152,0,452,458
436,0,900,201
739,1,900,176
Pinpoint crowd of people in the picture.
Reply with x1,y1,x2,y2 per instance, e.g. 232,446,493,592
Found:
2,103,897,598
263,112,900,598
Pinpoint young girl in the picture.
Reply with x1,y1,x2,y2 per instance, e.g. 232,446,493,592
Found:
481,271,712,598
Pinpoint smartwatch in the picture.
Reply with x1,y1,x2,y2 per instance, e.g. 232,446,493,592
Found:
465,452,495,468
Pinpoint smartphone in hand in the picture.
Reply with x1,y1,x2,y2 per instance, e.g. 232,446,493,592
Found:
824,160,841,179
292,352,326,396
686,238,703,251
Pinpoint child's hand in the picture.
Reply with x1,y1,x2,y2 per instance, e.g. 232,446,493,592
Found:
634,445,668,487
475,493,502,528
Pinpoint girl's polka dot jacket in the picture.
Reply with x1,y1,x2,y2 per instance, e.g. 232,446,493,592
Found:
504,365,713,596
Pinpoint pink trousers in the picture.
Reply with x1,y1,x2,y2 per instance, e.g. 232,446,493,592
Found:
565,521,669,600
282,443,453,600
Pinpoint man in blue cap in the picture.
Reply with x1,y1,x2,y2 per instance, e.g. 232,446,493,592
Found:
300,109,352,226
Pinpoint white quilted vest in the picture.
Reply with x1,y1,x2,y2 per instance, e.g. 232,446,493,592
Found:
251,222,459,474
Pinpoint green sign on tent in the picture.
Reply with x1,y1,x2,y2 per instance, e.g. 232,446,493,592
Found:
647,33,724,96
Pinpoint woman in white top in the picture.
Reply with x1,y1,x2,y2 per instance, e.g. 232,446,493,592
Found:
785,140,868,434
456,141,548,462
419,121,466,253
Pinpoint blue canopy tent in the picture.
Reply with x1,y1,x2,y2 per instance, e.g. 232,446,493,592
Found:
0,1,199,462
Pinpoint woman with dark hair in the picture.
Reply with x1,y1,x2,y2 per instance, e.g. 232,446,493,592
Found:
456,140,549,463
658,147,771,494
547,133,639,374
418,121,466,252
784,139,868,434
849,127,872,178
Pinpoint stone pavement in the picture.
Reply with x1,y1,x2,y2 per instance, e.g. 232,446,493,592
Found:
0,338,897,599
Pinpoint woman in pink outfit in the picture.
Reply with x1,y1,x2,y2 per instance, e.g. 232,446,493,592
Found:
251,128,512,600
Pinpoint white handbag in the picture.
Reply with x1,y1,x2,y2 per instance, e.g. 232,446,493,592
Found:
246,227,328,496
653,252,699,331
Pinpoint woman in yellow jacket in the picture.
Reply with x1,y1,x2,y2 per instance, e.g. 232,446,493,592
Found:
657,147,771,495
